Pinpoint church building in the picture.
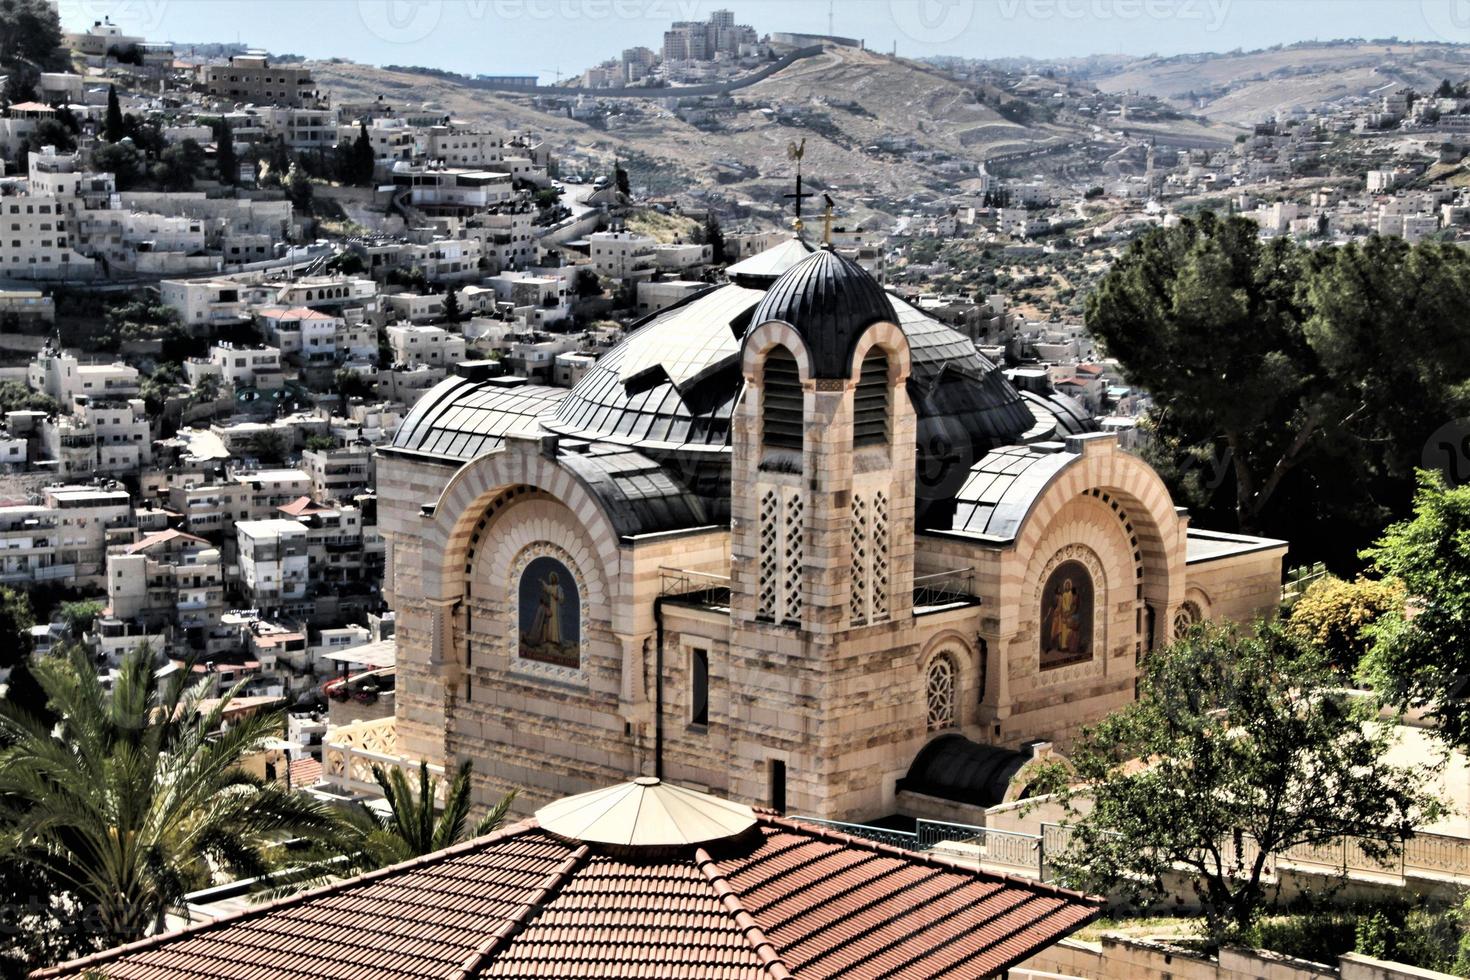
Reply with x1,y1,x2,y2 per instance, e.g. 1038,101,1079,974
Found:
374,234,1287,823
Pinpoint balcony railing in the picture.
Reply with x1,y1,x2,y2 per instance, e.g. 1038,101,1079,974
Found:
321,717,444,804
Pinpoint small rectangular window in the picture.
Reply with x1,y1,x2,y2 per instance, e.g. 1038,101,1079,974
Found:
690,648,708,727
769,759,786,814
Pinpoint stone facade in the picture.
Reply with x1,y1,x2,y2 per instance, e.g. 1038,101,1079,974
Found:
376,351,1285,824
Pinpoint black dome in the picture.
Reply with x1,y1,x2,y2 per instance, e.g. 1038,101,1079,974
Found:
749,248,898,379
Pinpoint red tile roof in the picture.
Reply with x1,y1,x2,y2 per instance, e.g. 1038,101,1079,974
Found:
124,527,211,554
34,813,1099,980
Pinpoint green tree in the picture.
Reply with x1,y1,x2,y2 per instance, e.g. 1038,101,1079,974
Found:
1089,214,1470,567
188,373,221,406
215,119,237,185
441,285,462,323
614,161,630,196
286,160,313,212
704,213,726,264
245,430,289,465
90,140,143,191
0,587,34,674
345,761,514,869
1038,622,1439,946
151,138,204,192
1362,472,1470,751
104,84,123,143
0,0,65,72
0,381,58,415
0,644,336,947
53,599,101,641
23,117,74,155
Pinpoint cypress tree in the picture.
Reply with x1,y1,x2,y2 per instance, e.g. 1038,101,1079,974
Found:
104,85,123,143
353,123,375,186
215,120,237,185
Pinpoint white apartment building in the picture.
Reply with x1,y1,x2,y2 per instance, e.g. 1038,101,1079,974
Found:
0,190,97,279
259,106,340,150
636,278,706,314
257,307,343,366
273,276,377,312
236,518,310,610
400,237,484,283
300,446,374,502
391,166,515,212
160,278,266,329
461,207,535,272
0,485,132,587
652,242,712,271
29,349,140,406
41,397,152,477
386,323,467,368
424,128,549,186
587,231,657,278
184,343,285,389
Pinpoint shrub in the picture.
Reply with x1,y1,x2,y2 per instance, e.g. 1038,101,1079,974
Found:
1286,575,1404,674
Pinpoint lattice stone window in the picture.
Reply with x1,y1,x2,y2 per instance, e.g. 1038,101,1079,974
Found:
871,490,890,622
757,489,779,620
849,489,891,627
1173,601,1201,640
757,486,804,626
926,653,957,732
850,493,868,626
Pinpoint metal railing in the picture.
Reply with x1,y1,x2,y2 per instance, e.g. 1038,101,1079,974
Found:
794,815,1046,877
913,566,978,609
658,566,731,606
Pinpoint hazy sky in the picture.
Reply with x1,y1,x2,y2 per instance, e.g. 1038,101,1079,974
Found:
55,0,1470,81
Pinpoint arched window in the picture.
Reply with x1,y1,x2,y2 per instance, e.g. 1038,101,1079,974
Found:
926,653,958,732
761,345,803,453
853,347,889,448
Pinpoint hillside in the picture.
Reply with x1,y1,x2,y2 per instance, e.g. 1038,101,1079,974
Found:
309,46,1173,227
1089,41,1470,125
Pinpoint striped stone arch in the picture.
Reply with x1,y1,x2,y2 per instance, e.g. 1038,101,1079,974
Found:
742,320,814,384
847,320,912,387
919,628,982,718
419,445,626,610
1012,437,1185,614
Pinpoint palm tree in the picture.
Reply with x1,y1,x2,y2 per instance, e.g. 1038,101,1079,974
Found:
344,761,516,869
0,644,337,947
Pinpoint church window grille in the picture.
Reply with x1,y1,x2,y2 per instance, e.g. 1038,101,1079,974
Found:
926,654,957,732
757,489,779,620
872,490,890,622
761,346,803,453
850,493,868,626
781,492,804,625
853,348,889,447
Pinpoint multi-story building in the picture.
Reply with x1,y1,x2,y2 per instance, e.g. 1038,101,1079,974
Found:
386,324,467,368
40,397,152,476
29,348,140,407
184,343,285,390
106,528,225,652
0,185,97,280
301,446,374,503
0,484,133,588
587,231,658,279
257,307,342,366
200,54,319,107
235,518,310,614
391,166,515,213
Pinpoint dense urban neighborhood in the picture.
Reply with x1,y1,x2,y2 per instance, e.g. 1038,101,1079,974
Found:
1,2,1470,978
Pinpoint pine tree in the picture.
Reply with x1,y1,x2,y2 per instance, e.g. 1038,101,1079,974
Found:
104,85,123,143
442,286,461,323
215,120,237,186
704,213,726,264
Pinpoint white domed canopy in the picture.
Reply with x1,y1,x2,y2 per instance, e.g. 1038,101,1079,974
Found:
534,776,757,848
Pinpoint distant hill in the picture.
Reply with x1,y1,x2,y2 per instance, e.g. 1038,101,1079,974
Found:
1086,41,1470,125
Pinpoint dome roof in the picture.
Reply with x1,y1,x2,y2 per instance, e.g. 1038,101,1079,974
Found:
535,776,756,848
724,234,816,287
749,248,898,379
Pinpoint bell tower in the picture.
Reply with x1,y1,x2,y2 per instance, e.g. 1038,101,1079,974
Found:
728,247,915,815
